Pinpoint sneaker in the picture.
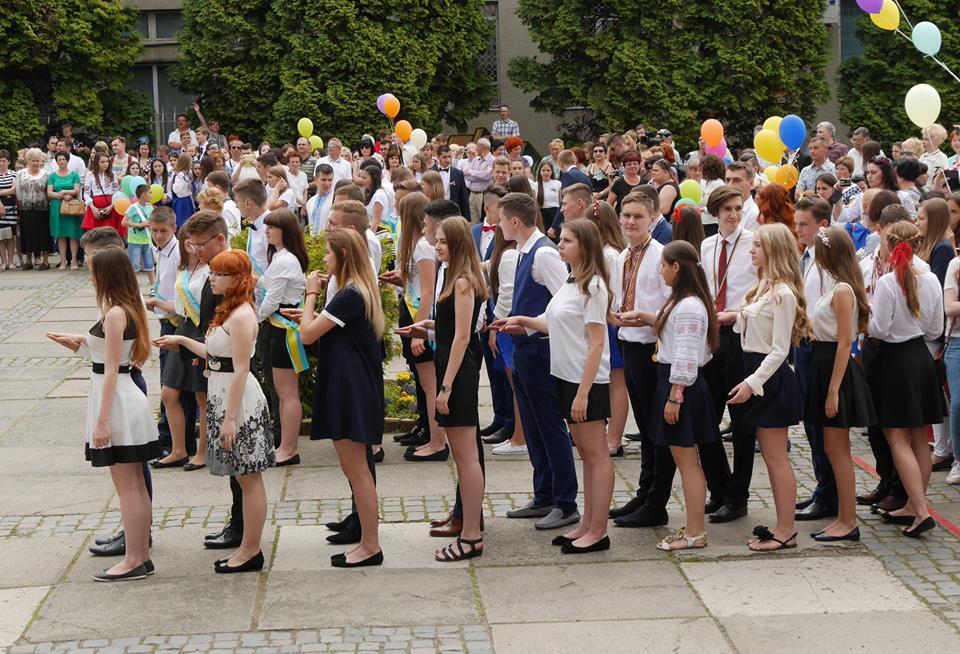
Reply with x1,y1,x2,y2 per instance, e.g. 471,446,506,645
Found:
947,461,960,485
492,442,527,456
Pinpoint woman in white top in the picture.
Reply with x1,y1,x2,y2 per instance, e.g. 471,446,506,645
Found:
258,210,308,465
698,154,726,235
537,161,562,231
943,252,960,484
807,226,877,542
266,165,298,212
728,223,807,552
632,241,721,551
494,218,613,554
359,163,390,230
867,221,945,537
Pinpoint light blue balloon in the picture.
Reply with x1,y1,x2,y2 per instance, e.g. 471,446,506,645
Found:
778,114,806,151
912,22,941,56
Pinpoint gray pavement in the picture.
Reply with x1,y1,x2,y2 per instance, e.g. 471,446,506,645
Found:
3,267,960,652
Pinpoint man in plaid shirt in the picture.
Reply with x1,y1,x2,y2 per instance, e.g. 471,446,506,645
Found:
491,105,520,138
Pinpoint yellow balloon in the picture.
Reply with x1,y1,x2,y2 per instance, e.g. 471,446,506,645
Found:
309,135,324,151
149,183,164,204
870,0,899,31
297,117,313,138
762,116,782,134
754,129,785,164
763,165,779,181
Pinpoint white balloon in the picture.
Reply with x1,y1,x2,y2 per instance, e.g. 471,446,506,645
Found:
409,128,428,150
904,83,941,129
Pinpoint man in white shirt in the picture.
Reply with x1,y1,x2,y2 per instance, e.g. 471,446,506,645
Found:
54,138,86,178
724,162,759,231
793,198,838,522
700,186,757,525
233,179,270,274
306,164,335,233
167,113,197,150
849,127,871,177
463,138,495,223
317,138,352,186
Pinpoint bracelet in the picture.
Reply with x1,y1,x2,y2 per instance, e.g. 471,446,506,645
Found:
305,291,319,298
666,398,682,405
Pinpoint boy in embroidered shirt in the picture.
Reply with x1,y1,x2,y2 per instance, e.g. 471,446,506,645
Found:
123,184,156,286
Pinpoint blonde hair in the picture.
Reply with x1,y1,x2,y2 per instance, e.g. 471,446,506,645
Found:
923,123,948,149
917,198,951,262
437,217,488,303
885,221,923,319
24,147,44,164
744,223,810,345
197,186,225,212
327,229,384,337
421,170,444,201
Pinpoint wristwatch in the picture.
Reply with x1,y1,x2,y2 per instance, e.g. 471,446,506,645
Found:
439,384,448,392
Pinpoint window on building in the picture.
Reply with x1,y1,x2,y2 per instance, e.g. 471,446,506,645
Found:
840,0,864,62
478,1,500,109
154,11,182,40
134,12,149,38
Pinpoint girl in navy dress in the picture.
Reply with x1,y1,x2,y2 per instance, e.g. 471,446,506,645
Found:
728,223,808,552
297,229,385,567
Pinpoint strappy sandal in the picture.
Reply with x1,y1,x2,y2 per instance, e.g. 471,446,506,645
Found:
435,537,484,562
748,525,797,552
656,528,707,551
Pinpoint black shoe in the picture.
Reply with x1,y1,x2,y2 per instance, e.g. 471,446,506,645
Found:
93,564,148,582
704,498,724,515
331,550,383,568
204,526,243,549
933,455,954,472
95,530,124,546
182,462,206,472
326,529,361,545
878,509,915,526
144,559,155,575
404,445,449,462
609,446,624,458
709,504,748,524
720,424,734,437
795,496,815,511
613,506,668,528
398,430,430,447
372,448,384,463
856,484,889,506
561,535,611,554
813,527,860,542
325,514,358,533
551,535,573,546
482,426,513,445
609,495,645,519
794,502,838,521
276,454,301,467
150,456,189,469
479,422,503,437
393,425,422,442
623,432,644,442
89,532,126,557
214,551,264,573
903,516,936,538
205,526,228,541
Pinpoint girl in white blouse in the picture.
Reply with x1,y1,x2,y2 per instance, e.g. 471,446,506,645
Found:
258,210,308,465
728,223,808,552
867,221,945,537
632,241,721,550
493,219,613,554
807,226,876,542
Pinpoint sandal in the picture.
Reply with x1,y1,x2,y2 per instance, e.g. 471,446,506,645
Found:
435,536,483,562
748,525,797,552
656,528,708,551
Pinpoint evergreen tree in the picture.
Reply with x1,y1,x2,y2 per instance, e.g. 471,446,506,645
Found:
508,0,829,147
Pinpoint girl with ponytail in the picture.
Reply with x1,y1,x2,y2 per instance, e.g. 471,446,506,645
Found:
867,221,946,537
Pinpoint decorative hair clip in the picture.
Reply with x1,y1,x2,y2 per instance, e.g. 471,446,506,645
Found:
817,226,830,248
673,206,683,224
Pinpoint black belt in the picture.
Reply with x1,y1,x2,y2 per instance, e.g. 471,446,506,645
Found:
206,355,235,373
92,363,131,374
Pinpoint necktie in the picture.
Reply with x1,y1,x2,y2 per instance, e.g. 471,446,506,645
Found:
715,239,729,313
801,250,811,276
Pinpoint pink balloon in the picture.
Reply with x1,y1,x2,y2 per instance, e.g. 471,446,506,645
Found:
856,0,882,12
705,138,727,158
376,94,388,114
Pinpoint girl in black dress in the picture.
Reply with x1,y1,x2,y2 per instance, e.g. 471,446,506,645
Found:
296,229,386,567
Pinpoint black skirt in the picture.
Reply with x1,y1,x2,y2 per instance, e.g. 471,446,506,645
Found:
267,303,300,370
651,363,720,448
160,321,207,393
399,299,433,365
554,377,611,423
19,208,51,255
740,352,804,429
805,341,877,428
866,337,946,428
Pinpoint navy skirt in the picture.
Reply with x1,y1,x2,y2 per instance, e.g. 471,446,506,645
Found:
607,324,623,370
740,352,804,429
651,363,720,448
805,341,877,428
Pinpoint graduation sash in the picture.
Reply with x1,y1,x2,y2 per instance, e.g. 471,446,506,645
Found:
151,276,181,327
267,311,309,374
175,268,201,327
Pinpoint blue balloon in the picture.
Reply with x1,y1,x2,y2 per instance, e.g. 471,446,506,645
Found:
779,115,806,151
912,22,941,56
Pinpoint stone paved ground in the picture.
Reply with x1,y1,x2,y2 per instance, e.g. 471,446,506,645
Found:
3,268,960,652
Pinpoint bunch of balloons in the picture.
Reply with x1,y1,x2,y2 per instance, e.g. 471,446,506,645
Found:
389,113,428,148
377,94,400,119
751,114,806,169
297,119,324,151
121,175,146,198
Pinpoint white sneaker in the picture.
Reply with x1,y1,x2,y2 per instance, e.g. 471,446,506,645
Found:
947,461,960,485
492,442,527,456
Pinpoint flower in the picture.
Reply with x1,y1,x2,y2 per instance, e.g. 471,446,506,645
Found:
397,372,411,381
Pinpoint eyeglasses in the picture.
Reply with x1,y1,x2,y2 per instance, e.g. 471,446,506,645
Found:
593,149,605,153
186,234,219,251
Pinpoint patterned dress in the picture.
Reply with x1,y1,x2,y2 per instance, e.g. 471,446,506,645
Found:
205,325,274,476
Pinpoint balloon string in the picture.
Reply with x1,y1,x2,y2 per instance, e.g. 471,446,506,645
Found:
931,56,960,85
891,0,914,30
894,28,912,43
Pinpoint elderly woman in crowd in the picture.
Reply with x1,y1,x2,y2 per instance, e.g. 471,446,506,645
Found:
16,148,52,270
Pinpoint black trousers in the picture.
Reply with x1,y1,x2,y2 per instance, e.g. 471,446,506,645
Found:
619,340,658,499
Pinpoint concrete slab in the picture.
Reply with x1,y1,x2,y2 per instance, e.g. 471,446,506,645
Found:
283,460,456,501
0,474,113,515
0,341,80,358
476,561,706,624
683,556,923,617
46,378,90,398
0,379,66,401
38,307,103,322
0,400,88,447
492,618,732,654
0,586,50,648
0,290,33,310
721,610,960,653
26,574,258,641
0,535,86,588
108,466,285,510
258,569,478,629
5,322,96,344
0,447,103,479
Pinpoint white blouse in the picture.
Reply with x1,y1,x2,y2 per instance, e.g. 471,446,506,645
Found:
657,297,712,386
540,178,561,209
405,236,437,305
256,249,306,321
170,171,193,199
812,282,857,343
85,173,119,202
868,270,943,343
736,281,797,396
493,249,519,321
542,275,611,384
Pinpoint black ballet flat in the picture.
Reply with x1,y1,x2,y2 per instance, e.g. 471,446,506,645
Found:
331,550,383,568
903,516,936,538
214,551,264,573
813,527,860,542
275,454,301,467
92,564,148,582
404,445,449,462
878,510,916,526
561,535,610,554
551,535,572,547
327,529,361,545
150,456,188,469
609,446,624,458
372,448,385,463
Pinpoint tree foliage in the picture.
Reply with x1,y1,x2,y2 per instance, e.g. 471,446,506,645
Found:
173,0,494,146
0,0,151,153
838,1,960,145
508,0,829,148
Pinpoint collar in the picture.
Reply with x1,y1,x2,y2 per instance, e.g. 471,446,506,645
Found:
718,224,743,244
518,229,545,254
803,244,814,257
158,237,178,256
253,210,269,227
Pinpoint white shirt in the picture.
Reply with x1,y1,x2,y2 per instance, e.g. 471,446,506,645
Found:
657,296,713,385
812,282,858,343
437,166,451,200
405,236,437,303
247,210,270,273
367,229,383,274
256,248,306,321
367,188,391,225
861,252,930,296
84,173,119,203
540,178,561,209
287,171,308,207
153,237,181,319
944,257,960,337
543,275,610,384
741,196,760,232
493,249,519,321
479,221,496,259
615,238,670,344
167,129,197,148
271,186,299,212
800,245,836,316
306,191,333,233
515,229,568,299
318,156,352,186
701,226,755,311
736,281,797,395
869,270,943,343
170,170,192,199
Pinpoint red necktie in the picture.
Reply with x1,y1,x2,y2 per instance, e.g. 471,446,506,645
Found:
715,239,728,313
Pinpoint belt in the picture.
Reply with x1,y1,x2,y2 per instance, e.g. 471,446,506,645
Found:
92,363,131,374
206,355,235,374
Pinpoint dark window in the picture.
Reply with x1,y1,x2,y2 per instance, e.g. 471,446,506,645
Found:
478,1,500,108
154,11,182,40
840,0,864,62
134,12,149,37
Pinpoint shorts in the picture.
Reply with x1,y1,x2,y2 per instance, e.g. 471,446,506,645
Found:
128,243,155,272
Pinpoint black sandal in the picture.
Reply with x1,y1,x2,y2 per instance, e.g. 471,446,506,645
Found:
748,525,797,552
435,537,483,562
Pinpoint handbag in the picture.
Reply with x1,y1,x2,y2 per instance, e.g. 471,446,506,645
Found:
61,199,86,216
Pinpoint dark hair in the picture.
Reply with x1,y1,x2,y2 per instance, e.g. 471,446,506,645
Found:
205,170,230,192
795,196,831,223
621,151,641,164
360,164,381,205
264,209,309,271
706,185,742,217
149,205,176,225
149,158,168,190
862,140,882,162
0,149,9,160
315,163,334,177
424,198,460,221
80,226,125,250
198,155,215,182
867,157,898,191
499,192,537,227
672,205,705,252
869,190,902,225
700,154,726,182
655,240,719,351
234,178,268,207
257,152,278,168
878,202,909,227
436,145,451,157
176,113,188,121
334,183,366,204
183,209,228,238
896,158,922,183
135,184,150,198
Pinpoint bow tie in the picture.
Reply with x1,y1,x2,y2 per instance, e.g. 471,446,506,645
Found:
482,225,497,233
439,168,450,173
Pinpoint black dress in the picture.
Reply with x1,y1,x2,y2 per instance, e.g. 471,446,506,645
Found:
310,286,385,444
433,280,483,428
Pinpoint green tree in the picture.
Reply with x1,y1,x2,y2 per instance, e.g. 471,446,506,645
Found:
0,0,150,153
173,0,494,145
508,0,829,148
838,1,959,145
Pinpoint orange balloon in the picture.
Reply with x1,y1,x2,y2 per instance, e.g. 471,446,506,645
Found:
383,96,401,119
395,120,413,142
701,119,724,148
775,164,799,190
115,198,131,215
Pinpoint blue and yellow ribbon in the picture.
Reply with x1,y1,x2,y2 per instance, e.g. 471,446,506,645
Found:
268,311,309,374
175,268,201,327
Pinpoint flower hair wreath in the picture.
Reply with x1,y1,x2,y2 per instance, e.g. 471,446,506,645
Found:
817,226,830,248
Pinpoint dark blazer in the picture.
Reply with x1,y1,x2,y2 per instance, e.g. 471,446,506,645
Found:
551,167,592,233
651,217,673,245
470,222,496,261
433,164,471,218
